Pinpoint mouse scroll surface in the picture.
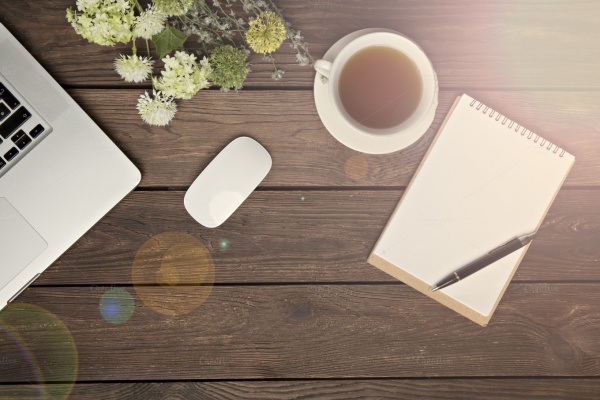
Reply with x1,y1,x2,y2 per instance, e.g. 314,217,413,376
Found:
184,137,272,228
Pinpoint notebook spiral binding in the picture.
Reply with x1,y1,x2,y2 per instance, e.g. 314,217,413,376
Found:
469,99,565,157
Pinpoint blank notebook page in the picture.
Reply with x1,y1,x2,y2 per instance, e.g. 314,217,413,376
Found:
372,94,574,317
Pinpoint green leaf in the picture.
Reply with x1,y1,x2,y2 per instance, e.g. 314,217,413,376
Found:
152,26,188,58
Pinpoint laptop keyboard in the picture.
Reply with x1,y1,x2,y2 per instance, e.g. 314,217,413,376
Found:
0,79,52,178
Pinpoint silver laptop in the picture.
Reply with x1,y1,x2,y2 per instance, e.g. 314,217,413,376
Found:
0,23,140,310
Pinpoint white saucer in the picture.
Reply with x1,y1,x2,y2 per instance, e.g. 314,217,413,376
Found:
314,28,439,154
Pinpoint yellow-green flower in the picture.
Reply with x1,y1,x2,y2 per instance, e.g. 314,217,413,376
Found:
153,0,193,17
66,0,135,46
245,11,286,55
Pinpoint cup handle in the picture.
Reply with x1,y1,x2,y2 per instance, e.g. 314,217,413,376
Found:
314,59,332,78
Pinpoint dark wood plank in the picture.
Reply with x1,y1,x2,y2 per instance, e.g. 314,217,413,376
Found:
1,1,599,89
32,189,600,285
2,379,600,399
1,0,597,393
2,283,600,380
68,89,600,188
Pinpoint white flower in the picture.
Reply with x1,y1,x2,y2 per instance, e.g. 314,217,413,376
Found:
153,51,212,99
271,69,285,80
198,31,212,42
114,55,154,82
296,53,309,66
133,5,167,39
137,91,177,126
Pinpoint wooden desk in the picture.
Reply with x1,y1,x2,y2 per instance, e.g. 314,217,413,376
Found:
1,1,600,398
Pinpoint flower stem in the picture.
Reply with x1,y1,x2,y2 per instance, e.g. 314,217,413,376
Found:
266,0,281,13
132,0,143,13
146,39,150,57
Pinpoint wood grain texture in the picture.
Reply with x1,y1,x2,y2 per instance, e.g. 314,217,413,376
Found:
1,0,599,393
1,1,600,89
1,283,600,380
66,89,600,187
32,189,600,285
2,379,600,399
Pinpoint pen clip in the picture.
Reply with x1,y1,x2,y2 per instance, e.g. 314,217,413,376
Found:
496,238,514,249
495,232,536,251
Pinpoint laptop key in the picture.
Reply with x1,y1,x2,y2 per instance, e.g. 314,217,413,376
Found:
0,158,5,170
0,106,31,139
0,83,21,109
16,135,32,150
4,147,19,161
29,124,45,138
0,103,9,122
11,129,26,143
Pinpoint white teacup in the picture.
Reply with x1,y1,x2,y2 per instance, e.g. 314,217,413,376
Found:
314,31,437,137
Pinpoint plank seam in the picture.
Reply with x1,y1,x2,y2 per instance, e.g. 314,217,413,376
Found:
133,186,600,192
2,376,600,385
29,281,600,288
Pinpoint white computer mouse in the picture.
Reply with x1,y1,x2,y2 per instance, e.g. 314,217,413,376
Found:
184,137,272,228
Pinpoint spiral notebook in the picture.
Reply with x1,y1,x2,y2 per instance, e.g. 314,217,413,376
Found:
368,94,575,326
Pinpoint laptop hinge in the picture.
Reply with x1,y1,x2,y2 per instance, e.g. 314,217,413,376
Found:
8,273,41,303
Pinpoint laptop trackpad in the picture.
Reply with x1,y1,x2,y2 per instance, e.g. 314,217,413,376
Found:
0,198,47,290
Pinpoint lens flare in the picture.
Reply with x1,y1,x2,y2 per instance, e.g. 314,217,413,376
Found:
99,288,135,324
132,232,215,316
219,239,229,250
487,2,598,126
344,154,369,180
0,303,78,399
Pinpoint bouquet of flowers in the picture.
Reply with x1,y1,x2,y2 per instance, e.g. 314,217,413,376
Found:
66,0,312,126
